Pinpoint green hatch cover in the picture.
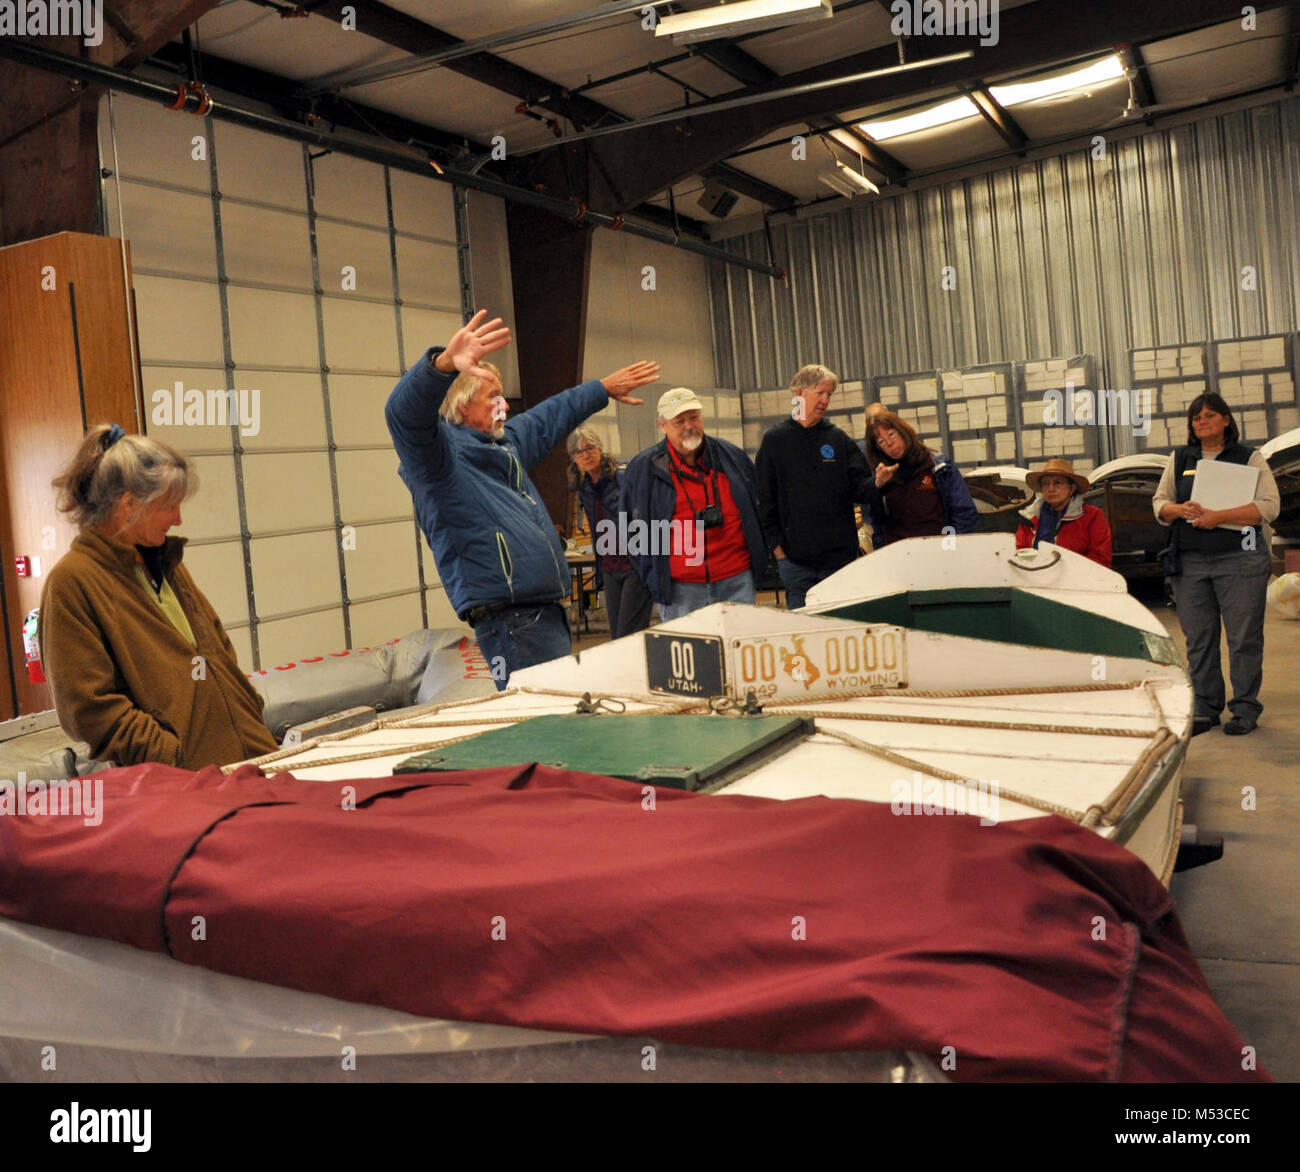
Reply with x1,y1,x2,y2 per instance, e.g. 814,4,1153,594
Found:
393,714,811,791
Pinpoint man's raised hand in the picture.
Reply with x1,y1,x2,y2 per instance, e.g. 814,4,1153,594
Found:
602,360,661,405
435,309,511,377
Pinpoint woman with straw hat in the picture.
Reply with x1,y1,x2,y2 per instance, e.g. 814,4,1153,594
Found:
1015,458,1112,567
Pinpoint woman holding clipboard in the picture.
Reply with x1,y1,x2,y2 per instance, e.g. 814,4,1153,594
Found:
1153,393,1281,736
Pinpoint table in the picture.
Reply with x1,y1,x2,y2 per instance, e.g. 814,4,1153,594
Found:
565,550,597,634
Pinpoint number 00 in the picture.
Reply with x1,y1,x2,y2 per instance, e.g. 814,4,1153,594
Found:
670,640,696,680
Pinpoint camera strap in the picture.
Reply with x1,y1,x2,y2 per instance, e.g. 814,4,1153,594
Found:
667,439,720,583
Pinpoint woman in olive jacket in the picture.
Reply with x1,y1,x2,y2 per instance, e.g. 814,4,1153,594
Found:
40,424,278,769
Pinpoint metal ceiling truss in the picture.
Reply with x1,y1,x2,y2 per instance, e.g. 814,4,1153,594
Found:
580,0,1287,212
0,38,782,278
960,83,1029,151
149,41,488,162
301,0,799,214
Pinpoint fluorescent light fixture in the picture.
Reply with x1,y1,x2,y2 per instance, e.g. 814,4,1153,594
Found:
819,172,857,199
859,96,980,141
655,0,832,45
835,160,879,194
989,56,1125,108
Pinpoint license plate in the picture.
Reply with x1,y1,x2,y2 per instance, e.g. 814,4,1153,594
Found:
645,632,726,697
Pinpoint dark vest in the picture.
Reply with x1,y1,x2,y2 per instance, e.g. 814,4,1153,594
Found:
1172,442,1261,553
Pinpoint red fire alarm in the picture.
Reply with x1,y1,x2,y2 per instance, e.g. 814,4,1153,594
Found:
15,555,31,577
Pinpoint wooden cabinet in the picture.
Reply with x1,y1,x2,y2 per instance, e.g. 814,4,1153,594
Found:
0,231,141,718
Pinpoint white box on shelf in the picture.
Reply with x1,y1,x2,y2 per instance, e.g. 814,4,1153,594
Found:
962,372,998,398
1274,407,1300,431
880,384,902,406
1216,342,1240,370
1261,337,1286,368
906,378,937,401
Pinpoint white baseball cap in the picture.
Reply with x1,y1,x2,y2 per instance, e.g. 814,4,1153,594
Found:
657,387,704,420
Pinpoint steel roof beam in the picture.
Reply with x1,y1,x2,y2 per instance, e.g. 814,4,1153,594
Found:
307,0,797,210
148,42,487,160
961,83,1029,151
580,0,1284,211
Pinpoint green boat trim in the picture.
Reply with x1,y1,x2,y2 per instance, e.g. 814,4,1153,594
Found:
820,588,1181,666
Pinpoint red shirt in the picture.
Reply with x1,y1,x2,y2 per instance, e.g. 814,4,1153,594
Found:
668,445,752,583
1015,502,1113,568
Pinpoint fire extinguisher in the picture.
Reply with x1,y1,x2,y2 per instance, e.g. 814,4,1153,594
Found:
22,608,45,684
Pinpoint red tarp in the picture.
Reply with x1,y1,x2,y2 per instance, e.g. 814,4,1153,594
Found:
0,762,1267,1082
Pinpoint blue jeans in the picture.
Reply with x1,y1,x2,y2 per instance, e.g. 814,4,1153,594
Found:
777,555,853,610
659,571,755,622
472,602,572,690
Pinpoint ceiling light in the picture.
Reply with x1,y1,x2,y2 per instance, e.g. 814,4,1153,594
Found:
859,96,980,141
835,160,879,194
655,0,833,45
988,56,1125,108
819,172,857,199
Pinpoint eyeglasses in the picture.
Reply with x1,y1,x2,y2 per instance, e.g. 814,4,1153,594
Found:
574,446,600,457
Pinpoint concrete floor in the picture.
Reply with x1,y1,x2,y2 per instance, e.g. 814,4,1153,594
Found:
1157,596,1300,1084
572,583,1300,1081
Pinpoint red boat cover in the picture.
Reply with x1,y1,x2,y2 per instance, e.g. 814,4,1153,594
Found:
0,762,1266,1082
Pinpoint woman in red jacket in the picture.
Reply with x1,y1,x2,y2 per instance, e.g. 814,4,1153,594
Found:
1015,458,1112,567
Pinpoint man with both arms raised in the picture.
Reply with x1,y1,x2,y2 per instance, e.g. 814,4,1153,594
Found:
386,309,659,687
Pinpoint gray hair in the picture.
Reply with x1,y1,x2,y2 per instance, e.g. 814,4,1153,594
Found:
54,424,198,531
438,361,503,425
789,364,839,395
566,426,619,491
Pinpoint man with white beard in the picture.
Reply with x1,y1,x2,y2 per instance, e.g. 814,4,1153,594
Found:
621,388,767,621
386,310,659,685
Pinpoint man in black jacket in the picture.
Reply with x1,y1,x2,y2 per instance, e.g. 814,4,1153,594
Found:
756,365,881,609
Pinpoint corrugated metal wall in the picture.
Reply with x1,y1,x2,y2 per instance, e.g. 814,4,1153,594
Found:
710,95,1300,450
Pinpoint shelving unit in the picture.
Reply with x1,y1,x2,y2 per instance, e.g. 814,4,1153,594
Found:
1129,343,1210,453
1211,334,1299,443
871,371,943,451
1016,355,1101,475
937,362,1016,469
739,381,866,458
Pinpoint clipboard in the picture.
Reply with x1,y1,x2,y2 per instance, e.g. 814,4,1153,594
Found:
1189,458,1258,530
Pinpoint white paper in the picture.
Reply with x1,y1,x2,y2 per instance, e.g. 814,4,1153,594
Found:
1189,458,1259,529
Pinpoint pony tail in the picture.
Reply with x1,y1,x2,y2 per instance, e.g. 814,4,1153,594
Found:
53,424,120,526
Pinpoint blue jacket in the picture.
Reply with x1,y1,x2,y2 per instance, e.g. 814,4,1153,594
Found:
870,451,979,549
386,349,609,618
577,468,628,590
620,437,767,605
